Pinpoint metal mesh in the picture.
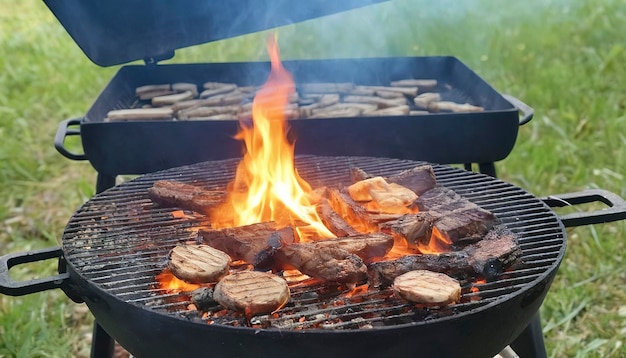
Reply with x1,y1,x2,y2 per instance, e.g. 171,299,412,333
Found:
62,156,565,330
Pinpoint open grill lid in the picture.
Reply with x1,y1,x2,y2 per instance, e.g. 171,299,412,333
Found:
43,0,387,66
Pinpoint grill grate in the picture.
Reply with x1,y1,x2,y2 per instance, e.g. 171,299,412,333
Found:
62,156,565,330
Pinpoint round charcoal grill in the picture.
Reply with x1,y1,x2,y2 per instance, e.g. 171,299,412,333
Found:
52,156,566,358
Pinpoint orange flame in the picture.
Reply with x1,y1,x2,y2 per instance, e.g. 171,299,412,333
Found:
417,227,452,254
212,35,333,241
156,270,201,293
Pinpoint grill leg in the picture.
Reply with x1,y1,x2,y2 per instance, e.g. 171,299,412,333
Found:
510,313,548,358
478,162,497,177
96,174,116,194
90,322,115,358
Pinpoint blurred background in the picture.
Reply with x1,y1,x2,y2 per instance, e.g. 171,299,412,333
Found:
1,0,624,356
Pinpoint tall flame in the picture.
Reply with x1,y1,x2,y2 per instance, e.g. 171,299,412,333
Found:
212,35,334,240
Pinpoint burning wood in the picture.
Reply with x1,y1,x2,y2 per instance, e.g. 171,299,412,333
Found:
315,198,360,237
147,180,225,214
350,165,437,196
168,244,231,283
393,270,461,305
198,223,295,269
213,271,290,317
307,233,394,261
347,176,418,214
368,226,521,288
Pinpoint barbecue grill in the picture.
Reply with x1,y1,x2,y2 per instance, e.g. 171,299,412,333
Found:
2,1,626,357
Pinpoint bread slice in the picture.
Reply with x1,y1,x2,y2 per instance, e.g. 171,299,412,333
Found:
214,271,290,316
393,270,461,305
168,244,231,283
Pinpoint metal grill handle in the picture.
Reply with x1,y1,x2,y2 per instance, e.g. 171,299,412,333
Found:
54,117,87,160
0,247,71,296
541,189,626,227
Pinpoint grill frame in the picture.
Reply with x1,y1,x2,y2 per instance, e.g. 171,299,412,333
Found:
58,156,565,357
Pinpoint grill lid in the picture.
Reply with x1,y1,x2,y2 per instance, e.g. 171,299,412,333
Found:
43,0,387,67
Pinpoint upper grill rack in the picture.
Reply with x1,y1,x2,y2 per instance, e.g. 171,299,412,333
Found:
62,156,565,329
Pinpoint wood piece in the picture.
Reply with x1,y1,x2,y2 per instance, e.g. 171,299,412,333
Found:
393,270,461,305
356,85,418,97
315,198,360,237
213,271,290,317
344,95,407,108
348,176,418,214
350,167,372,183
168,244,231,283
152,90,194,106
300,82,355,93
428,101,484,113
368,226,520,287
106,107,174,121
147,180,225,214
311,232,394,261
190,287,216,310
386,201,496,246
415,186,463,211
386,165,437,196
199,223,295,269
171,83,199,97
390,79,438,91
413,92,441,109
326,188,377,233
200,84,238,98
363,105,410,116
275,244,367,284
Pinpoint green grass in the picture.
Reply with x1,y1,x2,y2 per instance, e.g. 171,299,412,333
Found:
1,0,625,356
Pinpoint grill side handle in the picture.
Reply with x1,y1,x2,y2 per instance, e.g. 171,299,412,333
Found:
0,247,83,302
502,94,534,126
54,117,87,160
541,189,626,227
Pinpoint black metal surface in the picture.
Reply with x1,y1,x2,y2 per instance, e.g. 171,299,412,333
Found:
56,156,566,357
55,56,533,176
43,0,387,67
541,189,626,227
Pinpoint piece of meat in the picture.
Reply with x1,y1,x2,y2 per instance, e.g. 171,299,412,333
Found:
393,270,461,305
167,244,231,283
310,232,394,261
368,226,521,288
148,180,225,214
275,244,368,285
213,271,290,317
198,222,295,269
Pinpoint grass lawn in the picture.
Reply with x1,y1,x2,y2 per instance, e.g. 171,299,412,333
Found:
1,0,625,357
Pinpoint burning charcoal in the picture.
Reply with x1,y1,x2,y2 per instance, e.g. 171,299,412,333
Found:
106,107,174,121
343,95,407,109
390,79,438,92
363,105,410,116
428,101,484,113
368,226,521,287
147,180,225,214
413,92,441,109
275,244,367,285
383,212,438,246
171,83,199,97
199,223,295,269
310,232,394,261
213,271,290,317
191,287,216,311
386,165,437,196
299,82,355,94
315,198,360,237
168,244,231,283
151,90,195,106
393,270,461,306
